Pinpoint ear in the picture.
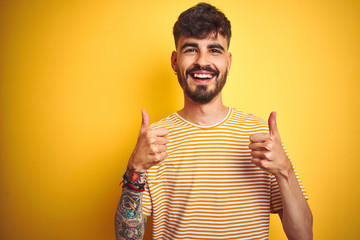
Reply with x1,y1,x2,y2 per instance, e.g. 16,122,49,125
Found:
227,52,232,73
171,51,177,73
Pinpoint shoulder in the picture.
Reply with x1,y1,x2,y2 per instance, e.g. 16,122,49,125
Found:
230,108,266,124
229,108,269,133
150,112,181,129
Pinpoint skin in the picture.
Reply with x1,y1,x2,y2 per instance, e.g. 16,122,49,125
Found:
250,112,313,239
115,110,168,240
115,170,146,240
171,33,232,124
115,33,313,240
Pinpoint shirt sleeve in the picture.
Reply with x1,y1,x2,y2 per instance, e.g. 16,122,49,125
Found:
142,180,152,217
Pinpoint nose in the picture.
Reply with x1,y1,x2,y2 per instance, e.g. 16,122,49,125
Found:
194,51,209,67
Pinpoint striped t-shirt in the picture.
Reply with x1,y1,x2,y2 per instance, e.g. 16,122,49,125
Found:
142,108,307,239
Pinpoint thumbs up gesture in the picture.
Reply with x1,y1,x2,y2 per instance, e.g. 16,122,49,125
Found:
249,112,292,176
127,109,169,172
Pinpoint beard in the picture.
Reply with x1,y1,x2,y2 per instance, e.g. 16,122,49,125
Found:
177,67,228,104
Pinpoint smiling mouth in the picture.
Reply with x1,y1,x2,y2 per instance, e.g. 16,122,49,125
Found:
189,73,216,82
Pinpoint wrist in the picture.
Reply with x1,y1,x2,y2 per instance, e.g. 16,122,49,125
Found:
127,155,147,172
122,167,146,192
124,166,146,184
274,165,294,182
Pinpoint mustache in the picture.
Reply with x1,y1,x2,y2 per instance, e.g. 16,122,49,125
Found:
186,65,219,77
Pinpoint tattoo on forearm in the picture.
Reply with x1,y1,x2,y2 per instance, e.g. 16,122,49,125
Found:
115,168,147,240
124,167,146,185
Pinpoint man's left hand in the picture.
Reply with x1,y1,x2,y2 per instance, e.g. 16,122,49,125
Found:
249,112,292,177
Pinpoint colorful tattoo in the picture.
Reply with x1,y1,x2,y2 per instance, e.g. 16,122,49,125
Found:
125,167,146,185
115,168,147,240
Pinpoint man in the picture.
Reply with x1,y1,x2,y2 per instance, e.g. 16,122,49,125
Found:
115,3,312,240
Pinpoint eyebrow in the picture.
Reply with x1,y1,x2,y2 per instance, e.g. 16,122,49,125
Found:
180,42,198,51
208,44,225,51
180,42,225,51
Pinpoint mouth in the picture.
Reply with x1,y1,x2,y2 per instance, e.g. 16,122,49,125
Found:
189,72,217,83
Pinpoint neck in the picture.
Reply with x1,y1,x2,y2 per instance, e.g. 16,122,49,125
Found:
178,93,229,126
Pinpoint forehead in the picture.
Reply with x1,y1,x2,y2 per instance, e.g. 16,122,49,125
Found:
177,33,228,50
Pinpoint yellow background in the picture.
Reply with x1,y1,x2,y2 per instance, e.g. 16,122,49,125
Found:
1,0,359,239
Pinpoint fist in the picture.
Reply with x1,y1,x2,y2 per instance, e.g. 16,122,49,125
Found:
249,112,292,176
128,109,169,172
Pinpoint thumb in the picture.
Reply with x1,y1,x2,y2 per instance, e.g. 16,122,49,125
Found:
140,109,150,134
268,111,279,136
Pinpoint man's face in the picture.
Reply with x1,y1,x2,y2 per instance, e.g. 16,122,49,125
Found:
171,33,232,104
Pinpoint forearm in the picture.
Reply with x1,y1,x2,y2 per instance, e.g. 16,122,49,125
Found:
276,169,313,240
115,168,147,240
114,109,168,239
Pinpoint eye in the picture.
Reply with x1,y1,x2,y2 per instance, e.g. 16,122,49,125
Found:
210,49,222,54
184,48,197,53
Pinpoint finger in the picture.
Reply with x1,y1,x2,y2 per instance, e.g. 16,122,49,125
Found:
250,133,270,143
153,136,169,145
268,111,279,136
249,142,268,151
251,150,267,159
152,127,169,137
251,157,262,167
150,144,167,154
140,109,150,134
251,158,270,170
153,151,168,164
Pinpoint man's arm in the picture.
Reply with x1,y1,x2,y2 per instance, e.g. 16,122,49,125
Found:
115,109,168,240
276,170,313,240
115,168,147,240
249,112,313,239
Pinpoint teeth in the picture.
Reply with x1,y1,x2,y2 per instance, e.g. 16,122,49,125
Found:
194,73,213,79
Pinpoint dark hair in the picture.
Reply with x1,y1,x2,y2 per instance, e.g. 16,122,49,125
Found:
173,3,231,48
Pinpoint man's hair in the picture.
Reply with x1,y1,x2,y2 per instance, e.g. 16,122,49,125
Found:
173,3,231,48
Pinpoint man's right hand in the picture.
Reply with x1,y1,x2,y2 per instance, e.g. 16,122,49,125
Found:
127,109,169,172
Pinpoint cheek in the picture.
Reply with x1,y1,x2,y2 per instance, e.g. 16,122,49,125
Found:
214,57,229,70
178,57,195,69
218,63,229,73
